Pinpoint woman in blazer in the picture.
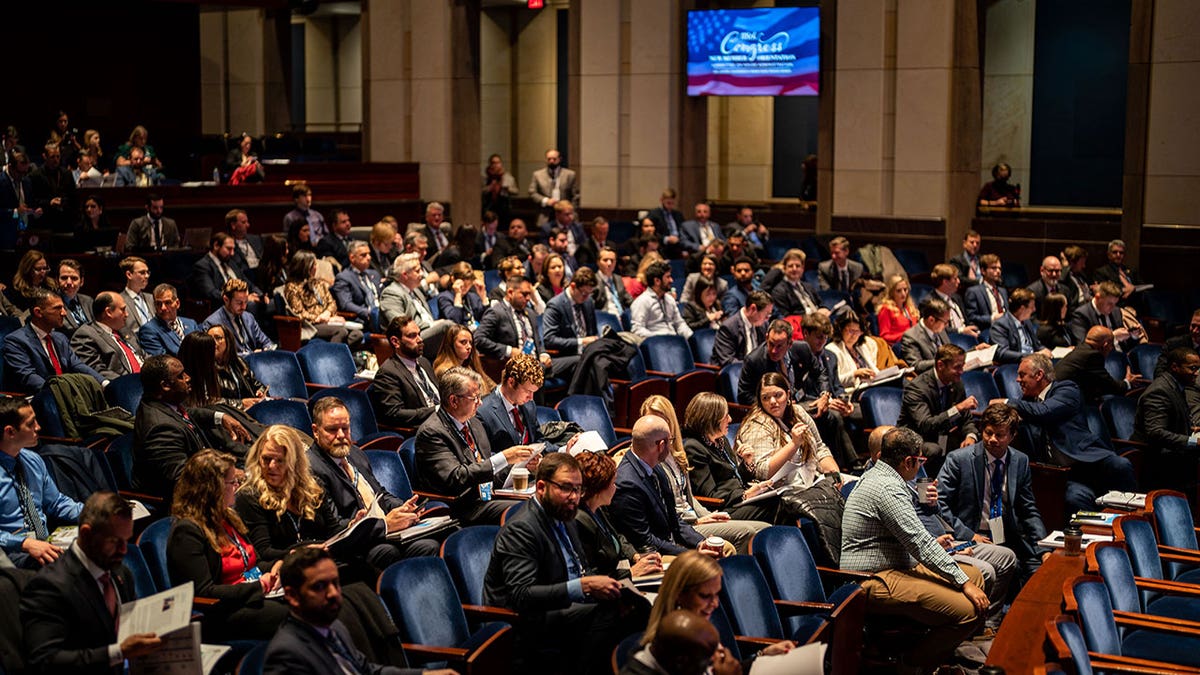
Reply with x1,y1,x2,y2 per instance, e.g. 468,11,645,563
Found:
574,451,662,579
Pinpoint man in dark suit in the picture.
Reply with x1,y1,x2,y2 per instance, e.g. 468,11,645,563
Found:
1092,239,1143,305
265,547,439,675
490,218,533,264
132,355,251,502
818,236,869,294
305,398,440,563
573,216,612,270
57,259,93,337
608,415,714,556
791,314,859,469
138,284,200,357
202,279,276,355
332,240,382,329
483,453,636,675
711,290,772,367
314,209,357,269
190,232,263,304
937,404,1050,581
475,276,580,380
70,292,146,380
898,344,980,467
1069,281,1140,350
1026,255,1066,309
720,256,757,315
591,247,633,316
477,354,563,456
964,253,1007,329
545,202,586,258
542,268,599,355
124,193,179,250
409,202,452,256
1054,326,1133,404
20,492,164,675
28,143,77,231
546,225,581,279
736,319,798,406
770,250,826,318
948,229,982,290
723,205,770,252
996,354,1137,517
990,288,1052,365
0,151,36,249
2,288,104,393
226,208,264,278
1134,347,1200,491
647,188,686,257
899,297,953,374
414,367,534,525
369,316,440,429
931,263,979,338
1154,309,1200,424
679,202,724,256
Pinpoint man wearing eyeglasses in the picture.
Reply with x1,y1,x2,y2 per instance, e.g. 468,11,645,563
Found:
1135,347,1200,491
484,452,641,675
414,366,536,525
842,426,990,672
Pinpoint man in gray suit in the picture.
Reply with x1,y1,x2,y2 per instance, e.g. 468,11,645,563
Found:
57,259,93,337
71,292,145,380
899,298,953,374
528,148,579,226
124,193,179,250
379,253,452,359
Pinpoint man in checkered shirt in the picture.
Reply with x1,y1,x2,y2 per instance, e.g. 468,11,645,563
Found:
842,427,990,671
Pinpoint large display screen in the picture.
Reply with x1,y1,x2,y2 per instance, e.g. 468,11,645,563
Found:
686,7,820,97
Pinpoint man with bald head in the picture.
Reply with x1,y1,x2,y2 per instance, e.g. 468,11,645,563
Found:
1054,326,1138,404
70,291,146,380
623,610,739,675
1027,256,1065,308
609,416,715,556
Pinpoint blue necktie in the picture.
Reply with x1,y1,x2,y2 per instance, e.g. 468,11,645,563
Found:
553,522,583,579
989,458,1005,519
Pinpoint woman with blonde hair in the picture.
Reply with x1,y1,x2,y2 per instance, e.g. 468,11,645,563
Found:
627,250,665,299
166,449,289,641
640,395,770,553
433,323,496,391
876,274,918,344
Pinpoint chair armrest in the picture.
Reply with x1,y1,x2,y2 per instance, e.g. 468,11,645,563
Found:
1157,545,1200,559
402,643,469,659
816,566,874,582
774,599,835,616
348,379,371,391
646,370,676,379
695,363,720,372
38,435,84,445
694,495,724,508
461,604,520,622
305,382,333,393
1087,654,1200,674
1114,609,1200,632
734,635,779,655
118,491,164,508
193,597,219,607
359,435,404,451
415,489,459,503
1112,613,1200,637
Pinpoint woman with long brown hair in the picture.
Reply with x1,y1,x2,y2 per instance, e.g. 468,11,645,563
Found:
283,250,359,344
6,250,56,311
432,323,496,391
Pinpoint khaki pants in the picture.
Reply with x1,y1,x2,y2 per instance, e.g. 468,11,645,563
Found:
861,563,985,667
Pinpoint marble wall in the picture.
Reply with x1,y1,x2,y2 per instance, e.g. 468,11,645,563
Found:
980,0,1035,202
1143,0,1200,226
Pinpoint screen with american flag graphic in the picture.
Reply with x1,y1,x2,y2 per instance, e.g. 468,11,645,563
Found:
687,7,819,96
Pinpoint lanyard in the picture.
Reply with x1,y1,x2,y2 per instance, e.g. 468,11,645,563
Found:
226,524,252,571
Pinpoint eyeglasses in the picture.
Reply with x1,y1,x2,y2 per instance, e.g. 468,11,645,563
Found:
545,479,583,496
656,436,675,445
225,477,245,487
905,455,928,466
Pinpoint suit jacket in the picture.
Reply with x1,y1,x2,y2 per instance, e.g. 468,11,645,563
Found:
1093,262,1141,288
120,289,157,333
1007,380,1114,464
69,321,145,380
949,251,981,289
231,233,264,277
264,615,417,675
574,506,637,580
491,235,531,263
647,206,686,241
61,293,95,335
190,254,259,302
680,220,725,254
332,267,382,325
542,291,597,355
19,548,135,675
990,312,1043,365
483,496,587,614
608,453,704,555
712,310,766,367
314,233,355,269
817,260,866,292
380,282,434,331
435,289,487,327
933,290,970,333
2,323,104,392
132,400,220,501
770,278,822,317
1133,374,1194,453
1068,301,1132,349
528,167,580,214
202,307,274,355
964,283,1008,328
475,300,543,360
574,237,610,270
0,171,32,248
414,410,511,518
125,214,179,250
791,340,844,400
936,444,1047,562
736,343,793,406
898,369,979,446
1156,335,1200,378
898,323,950,374
306,444,404,518
368,356,438,428
1054,343,1126,404
1026,278,1073,310
683,437,754,510
138,316,200,356
477,388,558,455
592,273,634,315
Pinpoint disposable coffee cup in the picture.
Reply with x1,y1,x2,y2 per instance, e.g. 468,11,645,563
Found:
705,536,726,552
512,467,530,491
915,476,936,506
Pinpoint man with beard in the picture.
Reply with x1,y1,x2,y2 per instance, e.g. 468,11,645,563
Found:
369,315,441,428
20,492,163,674
264,547,454,675
484,452,641,675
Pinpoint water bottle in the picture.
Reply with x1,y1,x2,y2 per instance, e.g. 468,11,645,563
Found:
212,167,220,184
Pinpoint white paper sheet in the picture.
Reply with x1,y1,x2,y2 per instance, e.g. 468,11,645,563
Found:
749,642,827,675
964,344,997,371
568,430,609,455
119,582,194,642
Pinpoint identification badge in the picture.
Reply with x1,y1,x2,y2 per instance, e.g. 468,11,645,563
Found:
479,482,493,502
522,339,536,355
242,567,262,583
987,516,1006,545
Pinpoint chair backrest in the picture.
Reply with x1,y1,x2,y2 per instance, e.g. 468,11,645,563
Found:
1128,343,1162,378
137,517,176,591
500,501,524,526
245,351,308,399
1069,578,1124,657
961,371,1000,414
440,525,501,606
122,545,160,599
595,311,623,336
1084,406,1113,451
398,436,418,480
909,283,934,307
627,352,650,383
32,387,67,437
428,297,440,320
860,387,903,428
1090,543,1142,614
708,605,744,661
483,269,502,293
105,434,136,491
365,449,415,500
893,249,930,277
716,555,785,640
535,405,560,427
1101,397,1137,441
1115,515,1166,607
640,335,696,375
948,332,979,351
1053,618,1095,675
556,395,617,448
235,641,269,675
690,328,717,365
377,557,470,648
718,362,742,401
1103,351,1127,382
613,632,644,673
993,364,1022,400
297,341,358,387
248,399,312,429
749,526,826,636
1149,491,1199,551
309,387,380,441
106,373,144,414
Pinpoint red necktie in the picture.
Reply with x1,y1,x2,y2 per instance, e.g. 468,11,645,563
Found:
99,572,119,631
512,407,528,443
112,329,141,373
44,336,63,375
991,285,1003,312
463,423,482,461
